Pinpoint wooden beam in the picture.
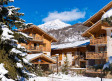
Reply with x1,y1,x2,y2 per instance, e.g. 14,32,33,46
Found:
33,62,53,64
87,32,95,39
102,10,105,14
89,21,94,25
50,40,53,43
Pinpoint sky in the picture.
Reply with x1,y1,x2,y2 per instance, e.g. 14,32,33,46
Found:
8,0,111,25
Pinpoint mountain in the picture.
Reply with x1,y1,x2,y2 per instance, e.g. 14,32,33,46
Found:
38,19,71,32
47,23,88,45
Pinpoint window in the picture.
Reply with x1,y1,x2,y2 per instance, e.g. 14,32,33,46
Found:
111,32,112,38
32,33,36,39
99,46,107,52
64,53,67,57
99,33,106,37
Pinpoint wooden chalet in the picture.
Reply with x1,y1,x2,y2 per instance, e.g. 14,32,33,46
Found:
20,25,57,69
21,25,57,54
82,1,112,68
51,40,90,68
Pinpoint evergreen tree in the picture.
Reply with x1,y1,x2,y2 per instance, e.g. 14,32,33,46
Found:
0,0,35,80
62,57,69,75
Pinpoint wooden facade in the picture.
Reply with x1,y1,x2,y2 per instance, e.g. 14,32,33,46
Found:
82,1,112,68
86,52,107,59
20,25,57,65
21,25,57,54
90,37,107,45
51,46,87,68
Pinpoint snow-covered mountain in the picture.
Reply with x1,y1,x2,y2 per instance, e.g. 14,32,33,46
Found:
38,19,71,32
48,23,88,45
38,19,88,45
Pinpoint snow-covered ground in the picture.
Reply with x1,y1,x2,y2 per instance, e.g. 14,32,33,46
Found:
29,73,112,81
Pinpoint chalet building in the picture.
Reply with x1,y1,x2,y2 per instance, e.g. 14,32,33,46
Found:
51,40,90,68
82,1,112,68
20,25,57,69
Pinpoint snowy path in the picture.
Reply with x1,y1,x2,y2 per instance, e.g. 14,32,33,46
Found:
29,73,112,81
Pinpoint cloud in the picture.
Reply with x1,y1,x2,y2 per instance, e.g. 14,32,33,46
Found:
43,9,86,22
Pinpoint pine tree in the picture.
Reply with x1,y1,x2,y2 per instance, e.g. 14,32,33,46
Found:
62,57,69,75
0,0,35,80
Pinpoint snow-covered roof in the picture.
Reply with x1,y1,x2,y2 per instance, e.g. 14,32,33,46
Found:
26,53,56,63
26,53,42,61
51,40,90,50
101,9,112,20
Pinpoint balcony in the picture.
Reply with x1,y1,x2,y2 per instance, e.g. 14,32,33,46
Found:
31,36,43,42
86,52,107,59
90,37,107,45
27,46,43,53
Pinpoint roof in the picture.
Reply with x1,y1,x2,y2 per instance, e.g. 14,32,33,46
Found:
83,1,112,27
82,20,102,37
26,53,56,64
21,25,57,42
51,40,90,50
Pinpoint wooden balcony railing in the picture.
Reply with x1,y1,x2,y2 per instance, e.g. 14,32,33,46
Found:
27,46,43,52
86,52,107,59
90,37,107,45
32,37,43,41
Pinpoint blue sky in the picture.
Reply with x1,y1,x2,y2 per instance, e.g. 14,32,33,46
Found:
9,0,111,25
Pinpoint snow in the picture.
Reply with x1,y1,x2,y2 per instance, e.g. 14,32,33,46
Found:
70,68,86,70
0,64,8,76
23,58,29,64
26,53,56,62
8,7,20,16
52,40,90,49
26,53,42,61
16,63,23,68
103,56,112,69
38,19,71,32
29,77,48,81
108,56,112,64
9,0,14,2
29,73,112,81
10,48,27,56
101,9,112,20
1,26,14,40
11,48,22,54
17,32,33,39
1,76,14,81
103,62,110,69
8,9,13,16
17,44,25,49
0,63,14,81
